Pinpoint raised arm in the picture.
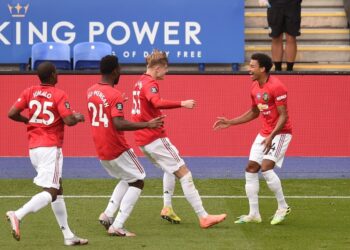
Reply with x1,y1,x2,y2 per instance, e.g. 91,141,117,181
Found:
213,106,260,130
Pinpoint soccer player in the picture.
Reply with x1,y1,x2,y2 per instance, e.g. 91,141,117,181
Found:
131,49,226,228
6,62,88,246
213,53,292,225
87,55,164,237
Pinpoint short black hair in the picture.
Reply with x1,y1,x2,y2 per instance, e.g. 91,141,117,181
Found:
251,53,273,73
37,61,56,83
100,55,119,74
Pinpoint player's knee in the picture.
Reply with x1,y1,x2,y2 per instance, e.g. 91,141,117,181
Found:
246,162,260,173
129,179,144,190
58,179,63,195
44,188,59,202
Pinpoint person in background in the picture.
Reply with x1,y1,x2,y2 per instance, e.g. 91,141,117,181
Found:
259,0,302,71
344,0,350,28
6,62,88,246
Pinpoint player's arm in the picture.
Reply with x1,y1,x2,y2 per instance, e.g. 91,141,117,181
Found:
150,95,182,109
63,112,85,127
8,106,29,124
113,115,165,131
213,106,260,130
269,105,288,139
261,105,288,153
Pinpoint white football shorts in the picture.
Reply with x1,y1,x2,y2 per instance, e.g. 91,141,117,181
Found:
140,137,185,174
249,133,292,168
29,146,62,189
100,149,145,183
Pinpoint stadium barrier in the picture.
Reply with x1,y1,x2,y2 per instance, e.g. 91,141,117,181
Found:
0,73,349,157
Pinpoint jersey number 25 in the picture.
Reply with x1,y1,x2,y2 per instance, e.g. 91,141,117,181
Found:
29,100,54,125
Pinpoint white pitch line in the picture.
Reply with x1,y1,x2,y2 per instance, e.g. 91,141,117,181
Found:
0,195,350,199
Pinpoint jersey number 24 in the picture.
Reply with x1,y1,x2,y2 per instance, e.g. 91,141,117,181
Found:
88,102,109,127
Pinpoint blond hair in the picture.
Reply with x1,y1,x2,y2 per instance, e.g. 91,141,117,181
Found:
146,49,168,68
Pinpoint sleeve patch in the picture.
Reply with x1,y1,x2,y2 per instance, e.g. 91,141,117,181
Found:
116,102,123,110
151,87,158,93
64,101,71,109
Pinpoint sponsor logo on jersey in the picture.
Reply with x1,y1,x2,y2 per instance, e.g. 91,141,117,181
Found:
65,101,70,109
256,93,261,100
257,103,269,111
116,102,123,110
151,87,158,93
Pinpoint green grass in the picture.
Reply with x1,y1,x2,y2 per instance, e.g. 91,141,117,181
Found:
1,179,350,250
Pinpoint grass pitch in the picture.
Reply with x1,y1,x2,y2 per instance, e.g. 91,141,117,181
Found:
1,179,350,250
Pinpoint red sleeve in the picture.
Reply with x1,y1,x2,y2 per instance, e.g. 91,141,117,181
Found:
13,89,29,111
144,84,181,109
273,83,288,106
56,91,73,118
110,92,125,118
251,93,257,107
150,96,181,109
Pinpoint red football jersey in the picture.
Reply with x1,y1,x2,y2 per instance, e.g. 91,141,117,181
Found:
131,74,181,146
13,84,73,149
251,75,292,136
87,83,130,160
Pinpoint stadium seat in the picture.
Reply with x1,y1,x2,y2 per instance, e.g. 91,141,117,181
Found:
73,42,112,70
31,42,71,70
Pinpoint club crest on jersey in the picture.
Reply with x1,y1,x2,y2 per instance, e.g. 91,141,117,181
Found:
65,101,70,109
263,93,269,102
116,102,123,110
151,87,158,93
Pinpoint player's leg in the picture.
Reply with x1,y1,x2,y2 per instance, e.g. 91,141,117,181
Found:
109,179,143,237
158,138,226,228
6,190,53,241
173,165,226,228
261,134,292,225
51,179,88,246
141,139,181,224
6,147,59,241
99,180,129,229
104,149,146,236
143,137,226,228
160,172,180,223
162,172,176,209
235,161,262,224
235,134,265,224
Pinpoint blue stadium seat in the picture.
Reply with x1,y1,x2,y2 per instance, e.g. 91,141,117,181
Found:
31,42,71,70
73,42,112,70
